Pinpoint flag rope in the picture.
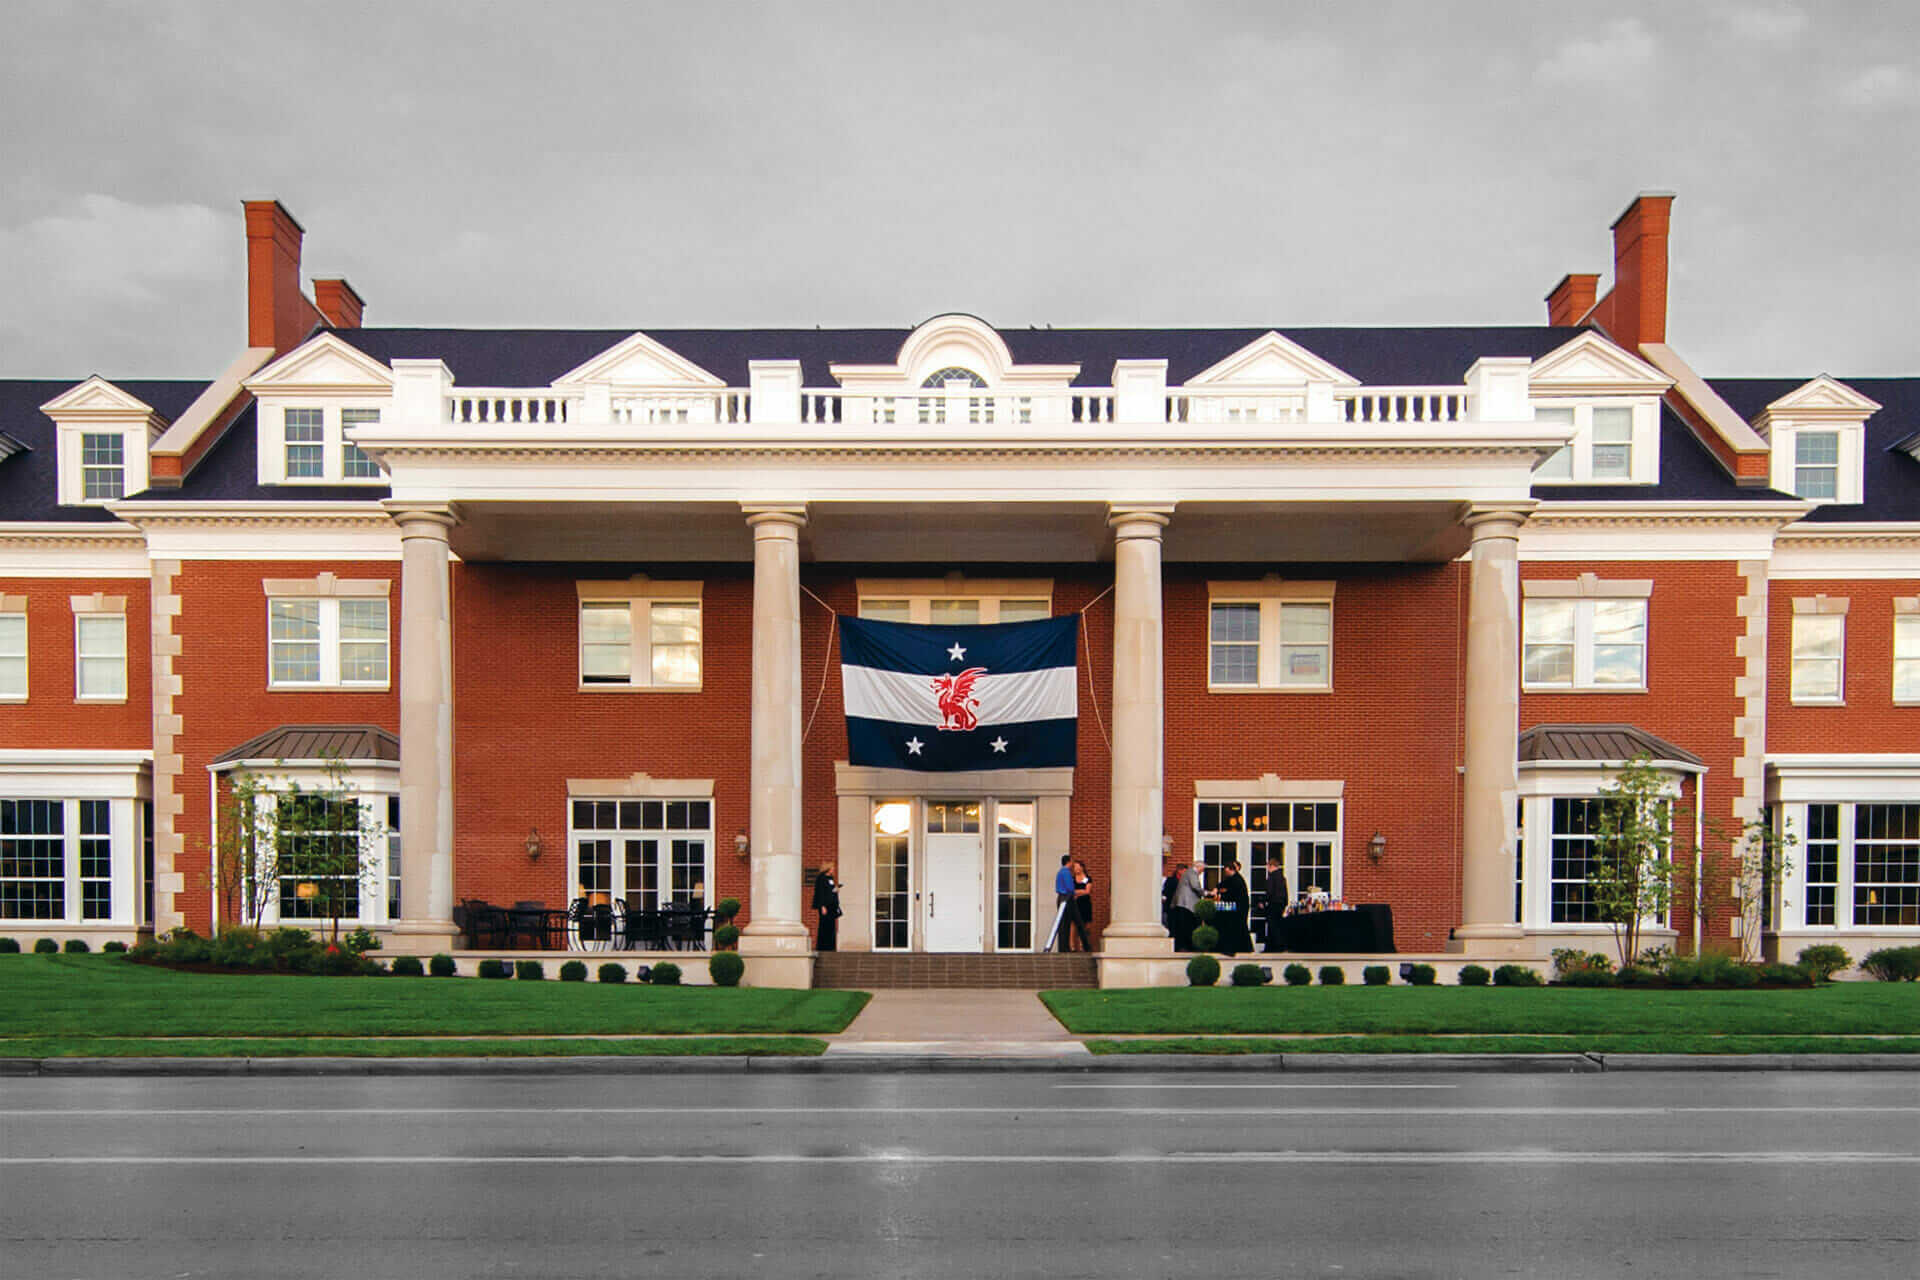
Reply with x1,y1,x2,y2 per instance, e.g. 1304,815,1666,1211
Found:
800,585,838,744
1079,593,1112,754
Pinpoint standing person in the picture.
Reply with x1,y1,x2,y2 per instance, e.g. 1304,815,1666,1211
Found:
1169,858,1206,951
1262,852,1289,953
1048,854,1077,951
1217,858,1251,955
1069,858,1095,954
1161,860,1181,934
812,865,841,952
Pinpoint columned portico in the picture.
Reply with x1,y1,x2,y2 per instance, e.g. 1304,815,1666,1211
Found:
739,503,813,985
387,502,459,944
1453,501,1535,949
1101,504,1176,979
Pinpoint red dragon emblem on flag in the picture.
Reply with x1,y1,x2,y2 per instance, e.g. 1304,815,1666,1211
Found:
930,667,987,732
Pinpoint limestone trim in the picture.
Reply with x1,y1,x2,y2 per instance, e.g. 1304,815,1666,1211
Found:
855,576,1053,599
1521,574,1653,599
261,574,392,597
1194,775,1344,800
1731,561,1770,831
1205,576,1336,600
69,593,127,614
833,761,1076,797
0,592,26,612
1896,598,1920,615
1792,594,1850,615
574,576,704,601
567,773,716,798
149,557,185,932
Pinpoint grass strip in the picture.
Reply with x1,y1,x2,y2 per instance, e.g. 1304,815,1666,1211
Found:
1043,985,1920,1037
0,956,869,1036
0,1035,828,1058
1085,1035,1920,1055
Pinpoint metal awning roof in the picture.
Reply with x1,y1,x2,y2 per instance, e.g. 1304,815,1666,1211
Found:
212,724,399,766
1518,723,1704,768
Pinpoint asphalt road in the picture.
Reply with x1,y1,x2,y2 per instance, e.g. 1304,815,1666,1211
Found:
3,1070,1916,1279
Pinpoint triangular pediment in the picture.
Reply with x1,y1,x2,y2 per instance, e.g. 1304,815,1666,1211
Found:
1767,376,1881,415
1186,332,1358,387
556,331,723,387
246,333,396,392
1529,332,1671,392
40,376,155,417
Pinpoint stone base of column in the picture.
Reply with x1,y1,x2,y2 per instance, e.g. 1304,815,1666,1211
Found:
1445,924,1534,958
1097,953,1189,989
739,923,814,956
1100,925,1175,957
741,953,816,989
386,919,461,955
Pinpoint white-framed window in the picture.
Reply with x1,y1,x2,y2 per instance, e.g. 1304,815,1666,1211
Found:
269,597,390,688
0,798,115,923
1893,608,1919,704
1793,431,1840,500
1205,584,1335,691
261,402,393,485
568,798,712,910
1794,802,1920,929
1790,612,1845,704
1516,774,1685,931
1530,400,1659,485
856,583,1052,626
578,598,702,689
341,408,383,478
284,407,325,478
80,433,125,500
0,607,25,701
1195,799,1342,937
872,800,912,950
918,367,990,425
1522,590,1648,691
74,613,126,701
273,791,365,922
995,800,1035,951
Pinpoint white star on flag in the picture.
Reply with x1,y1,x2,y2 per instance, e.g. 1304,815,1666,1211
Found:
990,737,1009,753
947,642,967,662
905,737,925,755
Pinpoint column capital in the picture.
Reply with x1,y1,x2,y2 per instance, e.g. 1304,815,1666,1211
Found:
742,502,808,533
1108,502,1174,537
1460,501,1537,540
382,501,460,537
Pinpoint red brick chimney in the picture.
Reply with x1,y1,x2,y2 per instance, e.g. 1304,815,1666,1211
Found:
243,199,325,353
1605,191,1674,351
313,278,365,329
1545,273,1600,326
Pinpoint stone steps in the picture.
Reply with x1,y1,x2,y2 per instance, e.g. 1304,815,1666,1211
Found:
813,952,1099,989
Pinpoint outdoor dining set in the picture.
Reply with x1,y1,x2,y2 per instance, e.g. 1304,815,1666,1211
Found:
455,898,714,952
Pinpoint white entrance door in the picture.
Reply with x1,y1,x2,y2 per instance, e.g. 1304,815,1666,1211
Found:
923,800,985,952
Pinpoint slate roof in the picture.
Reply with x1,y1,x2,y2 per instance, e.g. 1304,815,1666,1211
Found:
131,403,391,505
0,378,207,522
1707,377,1920,523
212,723,400,766
1529,403,1782,504
1518,723,1705,768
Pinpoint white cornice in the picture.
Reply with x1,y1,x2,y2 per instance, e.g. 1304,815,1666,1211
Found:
0,521,146,544
109,501,394,527
1526,500,1812,528
1774,521,1920,544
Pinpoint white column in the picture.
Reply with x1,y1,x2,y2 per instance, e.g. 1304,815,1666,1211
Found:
739,503,811,956
1455,502,1534,946
387,502,458,942
1102,504,1174,956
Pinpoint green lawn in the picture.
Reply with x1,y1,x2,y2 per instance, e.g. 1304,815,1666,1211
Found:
1087,1035,1920,1055
1043,985,1920,1036
2,1035,827,1058
0,956,869,1037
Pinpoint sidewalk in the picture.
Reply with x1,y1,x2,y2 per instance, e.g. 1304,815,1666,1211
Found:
825,989,1089,1058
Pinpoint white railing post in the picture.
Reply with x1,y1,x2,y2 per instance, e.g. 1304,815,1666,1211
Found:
749,361,802,424
1113,359,1169,423
391,359,454,423
1305,380,1338,422
1465,358,1533,423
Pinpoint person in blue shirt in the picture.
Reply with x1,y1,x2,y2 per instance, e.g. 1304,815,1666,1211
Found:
1049,854,1078,951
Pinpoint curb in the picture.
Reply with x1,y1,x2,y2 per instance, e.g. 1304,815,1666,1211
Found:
5,1051,1916,1076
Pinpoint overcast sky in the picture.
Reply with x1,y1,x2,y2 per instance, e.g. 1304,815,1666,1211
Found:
2,1,1915,381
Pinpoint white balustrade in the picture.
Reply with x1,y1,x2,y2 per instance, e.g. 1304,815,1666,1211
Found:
444,390,580,425
1334,386,1469,424
610,391,750,425
1166,388,1308,424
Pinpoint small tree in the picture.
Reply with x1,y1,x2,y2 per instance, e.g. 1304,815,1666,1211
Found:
1701,809,1797,964
210,766,280,930
213,756,380,943
1590,755,1678,967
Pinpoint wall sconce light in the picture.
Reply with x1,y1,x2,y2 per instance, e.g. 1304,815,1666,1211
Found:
1161,832,1174,857
1368,831,1387,863
524,827,544,861
734,829,751,859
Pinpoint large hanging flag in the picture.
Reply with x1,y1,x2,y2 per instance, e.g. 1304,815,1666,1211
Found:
840,615,1078,772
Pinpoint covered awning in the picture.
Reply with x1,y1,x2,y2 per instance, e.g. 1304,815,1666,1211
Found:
211,724,399,768
1518,723,1704,771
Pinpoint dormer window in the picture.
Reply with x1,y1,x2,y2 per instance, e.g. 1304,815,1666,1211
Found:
41,377,162,506
341,408,382,478
1529,400,1658,485
1754,377,1878,506
80,434,125,500
1793,431,1839,499
284,408,325,478
1590,407,1633,479
918,367,989,424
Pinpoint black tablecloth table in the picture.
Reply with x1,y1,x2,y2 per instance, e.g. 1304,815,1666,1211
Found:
1273,904,1394,953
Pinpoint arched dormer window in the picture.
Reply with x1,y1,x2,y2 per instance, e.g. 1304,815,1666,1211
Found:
919,367,990,425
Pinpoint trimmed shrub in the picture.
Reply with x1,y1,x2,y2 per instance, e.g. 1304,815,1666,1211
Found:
514,960,545,981
429,953,457,977
1194,898,1218,923
102,940,127,954
0,937,18,953
710,951,745,987
128,938,159,962
1758,962,1813,988
1318,965,1345,986
713,924,740,951
1185,954,1221,986
389,955,425,977
1405,963,1436,986
63,938,90,953
1615,964,1662,988
1664,948,1742,989
559,959,588,982
597,962,627,983
1493,964,1543,987
1230,963,1267,987
714,898,742,924
477,958,510,979
211,927,271,971
1456,963,1490,986
316,944,373,976
1362,965,1390,986
33,938,58,954
1190,924,1221,954
1860,946,1920,982
650,961,682,985
1283,963,1312,986
1557,967,1616,988
1797,944,1852,983
1551,948,1614,983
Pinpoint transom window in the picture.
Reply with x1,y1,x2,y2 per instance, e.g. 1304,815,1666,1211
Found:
269,598,390,687
1196,799,1342,937
1799,803,1920,928
74,614,127,701
80,433,125,500
0,611,24,700
1790,614,1844,704
284,407,325,478
570,799,712,911
340,408,383,478
1207,598,1333,690
918,367,990,425
579,599,702,688
1523,598,1647,689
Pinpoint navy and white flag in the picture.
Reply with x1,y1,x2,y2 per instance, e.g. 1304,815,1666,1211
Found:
840,615,1078,772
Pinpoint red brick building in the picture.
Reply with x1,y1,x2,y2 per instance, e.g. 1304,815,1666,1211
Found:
2,193,1914,985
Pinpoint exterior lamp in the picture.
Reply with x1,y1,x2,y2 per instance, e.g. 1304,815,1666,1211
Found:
524,827,544,861
734,829,751,859
1161,832,1174,857
1368,831,1387,863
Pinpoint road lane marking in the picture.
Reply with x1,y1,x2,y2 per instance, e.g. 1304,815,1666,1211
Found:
2,1151,1915,1167
3,1104,1915,1118
1054,1083,1458,1090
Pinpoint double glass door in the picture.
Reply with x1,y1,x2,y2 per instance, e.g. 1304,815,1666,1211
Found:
870,798,1036,952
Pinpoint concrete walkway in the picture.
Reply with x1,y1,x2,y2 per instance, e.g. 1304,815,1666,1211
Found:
826,989,1088,1058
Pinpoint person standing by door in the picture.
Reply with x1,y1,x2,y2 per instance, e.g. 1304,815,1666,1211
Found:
1169,859,1206,951
1217,858,1252,955
1262,852,1289,953
1069,858,1094,954
812,865,841,952
1048,854,1077,951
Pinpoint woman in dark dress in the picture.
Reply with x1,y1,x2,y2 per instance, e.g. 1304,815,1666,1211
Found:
1070,858,1094,953
812,866,841,952
1217,859,1252,955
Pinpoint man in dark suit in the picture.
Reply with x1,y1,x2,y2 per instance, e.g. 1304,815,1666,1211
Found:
1263,852,1289,953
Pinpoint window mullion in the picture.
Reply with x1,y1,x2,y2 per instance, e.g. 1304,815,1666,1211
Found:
1573,601,1594,686
1258,601,1280,687
632,601,649,688
1838,803,1857,928
320,600,341,686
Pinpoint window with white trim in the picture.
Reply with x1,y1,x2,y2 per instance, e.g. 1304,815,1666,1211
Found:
579,598,702,688
1522,597,1647,690
0,798,114,922
1790,613,1845,704
284,407,325,478
1894,610,1919,703
569,799,712,910
1196,800,1342,937
81,433,125,500
1793,431,1839,500
269,598,390,688
0,610,25,700
1530,400,1658,485
1798,802,1920,929
341,408,382,478
1206,591,1333,691
74,614,126,701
